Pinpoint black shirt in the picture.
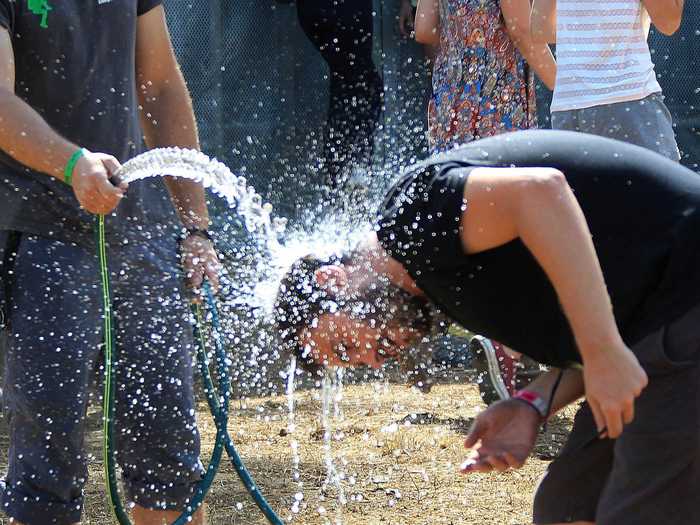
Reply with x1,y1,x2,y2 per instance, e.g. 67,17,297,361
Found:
377,130,700,367
0,0,177,246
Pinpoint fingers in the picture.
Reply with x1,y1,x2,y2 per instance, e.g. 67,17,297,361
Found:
588,399,605,436
100,155,128,191
94,170,124,201
464,417,486,449
589,397,633,439
601,402,624,439
73,154,125,214
204,259,221,292
182,239,220,300
460,452,524,474
622,397,635,425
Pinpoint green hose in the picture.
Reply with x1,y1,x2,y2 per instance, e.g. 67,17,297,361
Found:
96,215,283,525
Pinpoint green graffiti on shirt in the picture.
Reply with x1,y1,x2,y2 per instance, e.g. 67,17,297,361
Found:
27,0,52,29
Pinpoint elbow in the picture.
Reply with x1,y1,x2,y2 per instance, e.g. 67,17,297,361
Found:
529,25,552,44
522,169,569,203
655,19,681,35
650,9,683,35
415,28,439,45
503,18,530,44
539,169,567,188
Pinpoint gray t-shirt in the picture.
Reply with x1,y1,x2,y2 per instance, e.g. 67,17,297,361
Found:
0,0,178,246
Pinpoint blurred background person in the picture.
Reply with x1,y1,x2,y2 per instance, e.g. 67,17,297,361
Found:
398,0,439,70
415,0,556,151
296,0,383,189
413,0,557,400
531,0,684,161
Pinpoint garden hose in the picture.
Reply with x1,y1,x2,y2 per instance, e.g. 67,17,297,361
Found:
96,215,283,525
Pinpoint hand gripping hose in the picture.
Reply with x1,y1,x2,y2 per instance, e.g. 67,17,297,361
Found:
96,215,283,525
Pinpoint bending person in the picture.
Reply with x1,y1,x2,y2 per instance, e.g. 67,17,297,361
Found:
275,129,700,525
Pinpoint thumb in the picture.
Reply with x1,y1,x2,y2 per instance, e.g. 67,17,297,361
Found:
100,155,128,191
464,416,487,449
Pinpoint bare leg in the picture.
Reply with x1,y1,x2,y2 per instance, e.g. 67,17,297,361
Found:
132,506,205,525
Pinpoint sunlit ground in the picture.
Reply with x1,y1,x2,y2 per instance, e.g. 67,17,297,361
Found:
0,373,577,525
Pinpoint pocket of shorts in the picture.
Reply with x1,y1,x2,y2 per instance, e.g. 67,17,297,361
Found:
634,323,699,375
646,93,674,122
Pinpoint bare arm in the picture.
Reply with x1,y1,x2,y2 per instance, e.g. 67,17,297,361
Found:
415,0,440,45
135,6,219,291
641,0,684,35
462,367,584,473
524,367,584,415
0,29,125,214
136,6,208,230
530,0,557,44
460,167,647,438
461,167,621,364
500,0,556,90
0,29,73,179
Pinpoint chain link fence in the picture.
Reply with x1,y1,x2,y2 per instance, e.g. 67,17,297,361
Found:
164,1,698,181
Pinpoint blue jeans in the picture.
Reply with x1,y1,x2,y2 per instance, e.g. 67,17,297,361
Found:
1,233,203,525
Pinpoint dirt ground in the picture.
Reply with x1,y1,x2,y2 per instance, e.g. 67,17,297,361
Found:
0,374,576,525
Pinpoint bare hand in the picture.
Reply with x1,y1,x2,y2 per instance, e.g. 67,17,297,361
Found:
72,151,128,215
461,399,541,474
181,233,221,301
582,343,647,438
398,0,414,37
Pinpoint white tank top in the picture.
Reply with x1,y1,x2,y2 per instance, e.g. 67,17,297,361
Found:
551,0,662,112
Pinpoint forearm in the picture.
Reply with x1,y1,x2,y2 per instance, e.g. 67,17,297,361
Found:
514,174,624,361
0,89,80,181
522,367,584,417
501,0,556,90
510,36,556,90
415,0,440,45
530,0,556,43
139,80,208,230
641,0,684,35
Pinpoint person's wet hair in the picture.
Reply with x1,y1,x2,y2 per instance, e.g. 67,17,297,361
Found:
274,251,438,375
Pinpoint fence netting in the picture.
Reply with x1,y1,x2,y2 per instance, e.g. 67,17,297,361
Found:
164,1,699,192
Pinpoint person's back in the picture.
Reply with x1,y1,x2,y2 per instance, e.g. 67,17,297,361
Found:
551,1,659,112
378,130,700,365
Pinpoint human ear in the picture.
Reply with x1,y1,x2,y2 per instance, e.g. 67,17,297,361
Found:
314,265,349,295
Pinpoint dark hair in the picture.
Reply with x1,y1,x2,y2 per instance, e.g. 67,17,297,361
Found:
274,255,335,375
274,252,439,375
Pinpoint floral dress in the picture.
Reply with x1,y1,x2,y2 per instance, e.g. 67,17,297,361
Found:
428,0,537,152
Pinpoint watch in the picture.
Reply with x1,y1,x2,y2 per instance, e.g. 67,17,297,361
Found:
184,227,213,241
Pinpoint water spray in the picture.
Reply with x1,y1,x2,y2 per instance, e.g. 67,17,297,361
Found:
97,148,284,525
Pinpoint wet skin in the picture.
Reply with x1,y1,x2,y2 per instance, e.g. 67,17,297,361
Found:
300,312,422,368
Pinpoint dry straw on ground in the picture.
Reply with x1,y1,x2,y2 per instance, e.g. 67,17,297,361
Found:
0,377,576,524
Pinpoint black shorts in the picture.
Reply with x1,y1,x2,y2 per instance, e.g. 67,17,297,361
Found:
533,303,700,525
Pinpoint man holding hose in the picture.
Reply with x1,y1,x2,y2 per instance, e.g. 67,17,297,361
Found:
0,2,218,524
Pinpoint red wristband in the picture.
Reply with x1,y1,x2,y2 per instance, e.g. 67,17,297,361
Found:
512,390,548,419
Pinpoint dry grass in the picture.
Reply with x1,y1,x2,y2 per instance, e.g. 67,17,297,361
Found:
0,376,576,524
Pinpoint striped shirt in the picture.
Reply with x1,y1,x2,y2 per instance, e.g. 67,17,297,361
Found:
551,0,662,112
